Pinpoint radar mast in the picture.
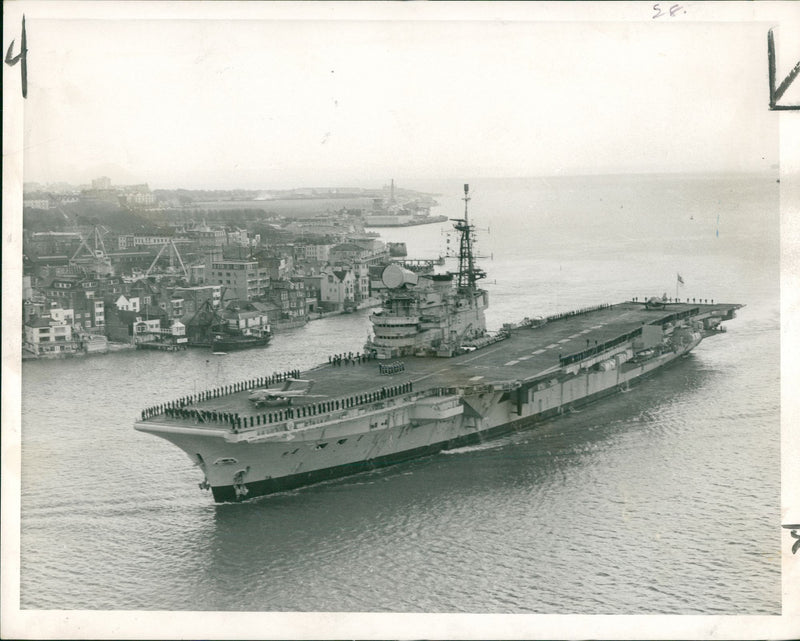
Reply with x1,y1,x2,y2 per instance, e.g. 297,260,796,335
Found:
452,183,486,292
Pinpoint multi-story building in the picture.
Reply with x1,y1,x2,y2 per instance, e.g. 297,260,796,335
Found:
117,235,174,250
351,260,372,304
49,304,75,325
328,242,365,264
226,228,250,247
303,275,323,313
266,279,307,321
159,296,184,320
259,255,292,281
296,242,333,263
206,258,269,301
172,285,222,315
319,267,355,310
23,316,79,357
43,276,105,329
187,224,226,247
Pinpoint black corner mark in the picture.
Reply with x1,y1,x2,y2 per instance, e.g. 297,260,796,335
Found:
768,28,800,111
783,524,800,555
4,14,27,98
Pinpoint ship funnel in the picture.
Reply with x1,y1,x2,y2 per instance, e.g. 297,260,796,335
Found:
382,264,419,289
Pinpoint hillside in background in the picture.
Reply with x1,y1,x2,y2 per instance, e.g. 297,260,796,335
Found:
24,200,167,235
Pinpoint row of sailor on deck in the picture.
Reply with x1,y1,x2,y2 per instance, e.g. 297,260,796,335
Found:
139,369,300,420
329,351,375,366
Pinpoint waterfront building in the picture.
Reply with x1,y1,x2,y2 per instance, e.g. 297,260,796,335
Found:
319,266,355,311
42,276,105,329
264,278,308,322
104,306,169,343
218,300,272,333
172,285,222,315
23,316,79,357
302,275,323,313
206,257,269,301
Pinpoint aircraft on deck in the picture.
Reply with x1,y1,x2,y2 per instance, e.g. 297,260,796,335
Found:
247,379,322,407
644,296,668,310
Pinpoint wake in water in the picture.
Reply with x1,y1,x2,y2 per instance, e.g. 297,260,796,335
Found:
442,439,513,455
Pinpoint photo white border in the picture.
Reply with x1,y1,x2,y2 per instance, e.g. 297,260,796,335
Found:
3,2,798,638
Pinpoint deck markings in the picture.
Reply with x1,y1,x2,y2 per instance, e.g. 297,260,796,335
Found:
557,338,570,344
580,329,592,334
532,349,546,354
590,324,604,329
568,333,581,339
504,360,520,366
518,355,531,360
545,343,558,349
469,375,484,382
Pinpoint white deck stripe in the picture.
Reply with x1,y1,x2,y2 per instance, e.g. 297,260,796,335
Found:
504,360,519,366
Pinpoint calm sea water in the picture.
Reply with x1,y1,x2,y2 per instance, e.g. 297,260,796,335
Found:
20,173,780,613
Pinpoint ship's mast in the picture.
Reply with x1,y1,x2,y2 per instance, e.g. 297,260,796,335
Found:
452,183,485,292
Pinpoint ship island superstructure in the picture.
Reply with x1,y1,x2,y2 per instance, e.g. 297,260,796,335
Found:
135,185,742,502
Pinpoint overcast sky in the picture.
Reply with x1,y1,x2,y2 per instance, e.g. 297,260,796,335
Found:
16,5,786,189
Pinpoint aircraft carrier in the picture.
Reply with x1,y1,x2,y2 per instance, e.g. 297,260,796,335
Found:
135,185,742,502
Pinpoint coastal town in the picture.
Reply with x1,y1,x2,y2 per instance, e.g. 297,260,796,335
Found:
21,177,445,359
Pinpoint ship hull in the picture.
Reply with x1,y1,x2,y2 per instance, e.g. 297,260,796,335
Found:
138,336,700,503
211,336,270,351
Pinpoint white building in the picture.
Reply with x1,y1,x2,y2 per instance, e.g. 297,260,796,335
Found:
320,267,355,309
23,317,79,356
49,305,75,325
115,295,141,312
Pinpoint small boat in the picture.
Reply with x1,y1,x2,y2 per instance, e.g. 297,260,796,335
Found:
211,332,271,352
